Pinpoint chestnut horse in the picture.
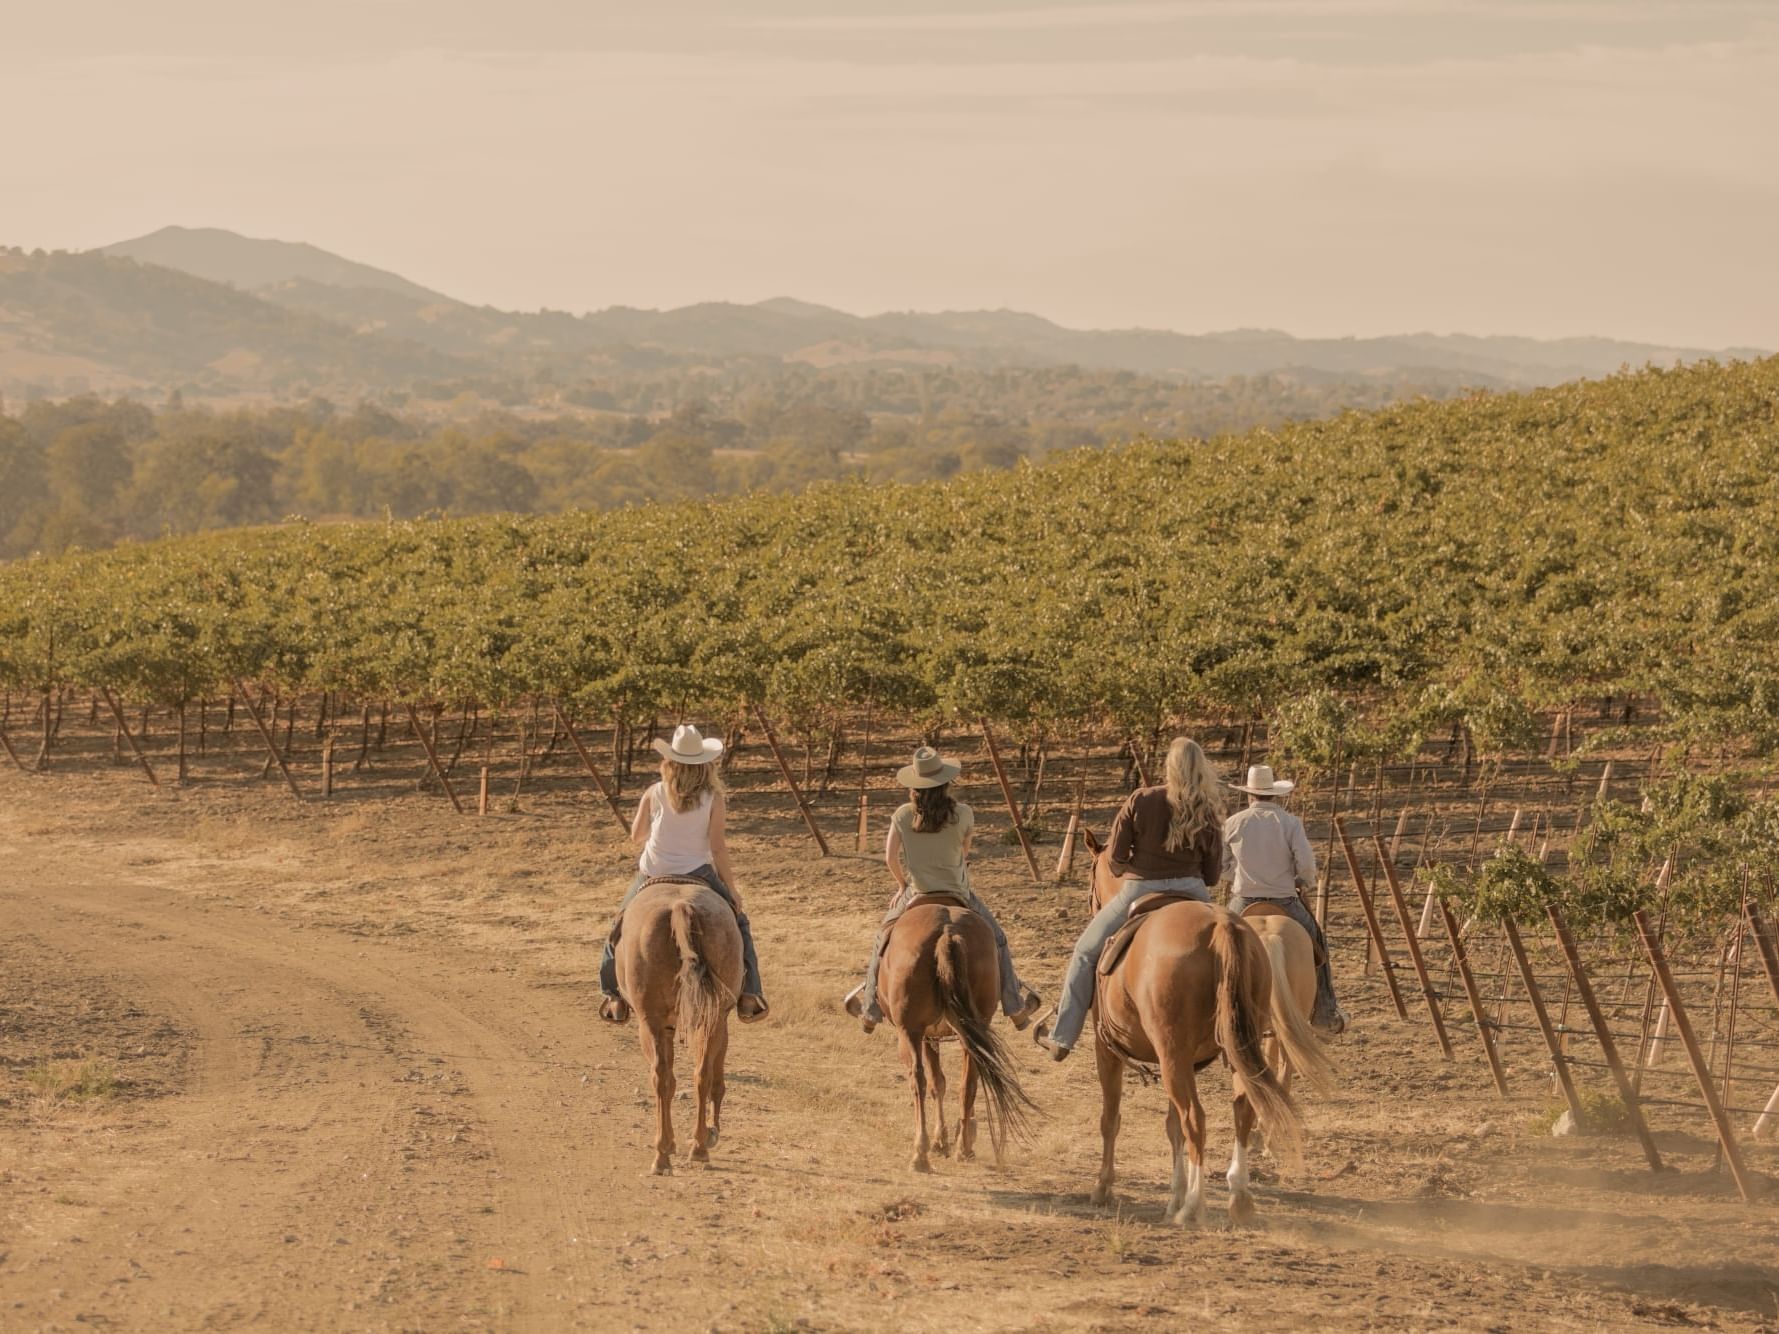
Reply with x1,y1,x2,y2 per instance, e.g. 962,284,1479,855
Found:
1081,836,1332,1224
614,878,744,1174
877,898,1034,1172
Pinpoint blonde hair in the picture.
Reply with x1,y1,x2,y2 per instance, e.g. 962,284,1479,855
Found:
660,757,722,813
1163,737,1226,853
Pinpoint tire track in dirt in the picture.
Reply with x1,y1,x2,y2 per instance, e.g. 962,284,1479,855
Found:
3,852,642,1330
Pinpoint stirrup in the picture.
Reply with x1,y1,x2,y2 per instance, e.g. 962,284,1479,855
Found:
1031,1015,1071,1062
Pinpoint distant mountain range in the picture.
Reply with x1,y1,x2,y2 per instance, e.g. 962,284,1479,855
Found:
0,224,1761,401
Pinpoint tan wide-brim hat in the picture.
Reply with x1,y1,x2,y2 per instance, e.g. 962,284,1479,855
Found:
897,746,960,789
1231,763,1295,797
651,723,724,766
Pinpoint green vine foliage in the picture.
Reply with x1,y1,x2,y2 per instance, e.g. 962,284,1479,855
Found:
2,358,1778,759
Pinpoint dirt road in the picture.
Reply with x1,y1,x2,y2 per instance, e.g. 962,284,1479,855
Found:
4,775,1778,1331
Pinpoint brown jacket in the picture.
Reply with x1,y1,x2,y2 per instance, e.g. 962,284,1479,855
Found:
1107,785,1224,884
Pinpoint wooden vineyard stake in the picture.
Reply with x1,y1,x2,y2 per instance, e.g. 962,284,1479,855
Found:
856,791,870,853
321,733,335,797
233,678,305,803
1437,896,1508,1096
1129,739,1151,788
407,705,465,815
1334,816,1408,1019
478,765,490,816
1742,903,1779,1136
1547,906,1664,1171
1503,916,1586,1128
1371,832,1453,1057
1594,760,1615,804
552,704,629,832
981,719,1043,886
98,686,160,788
1055,779,1085,880
1633,910,1756,1202
753,706,831,856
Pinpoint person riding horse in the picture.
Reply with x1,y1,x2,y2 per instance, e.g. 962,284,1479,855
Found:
1034,736,1224,1060
1222,763,1348,1034
844,746,1042,1034
599,724,768,1024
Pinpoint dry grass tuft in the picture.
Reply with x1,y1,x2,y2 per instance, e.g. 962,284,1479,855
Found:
25,1058,117,1105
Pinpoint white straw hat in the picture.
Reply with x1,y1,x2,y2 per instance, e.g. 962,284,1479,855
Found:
897,746,961,789
1231,763,1295,797
652,723,724,766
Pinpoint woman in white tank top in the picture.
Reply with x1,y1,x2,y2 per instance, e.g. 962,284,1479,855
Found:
598,725,768,1024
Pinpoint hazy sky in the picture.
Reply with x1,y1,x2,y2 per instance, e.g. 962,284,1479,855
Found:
7,1,1777,347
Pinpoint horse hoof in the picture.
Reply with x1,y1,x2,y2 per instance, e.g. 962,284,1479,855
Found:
934,1141,952,1158
911,1157,933,1174
958,1148,976,1163
1228,1194,1257,1227
649,1162,673,1177
692,1147,710,1164
706,1129,719,1149
1090,1187,1113,1209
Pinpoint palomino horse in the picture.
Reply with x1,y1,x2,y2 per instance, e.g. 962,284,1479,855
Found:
1080,835,1332,1224
614,877,744,1174
877,897,1034,1172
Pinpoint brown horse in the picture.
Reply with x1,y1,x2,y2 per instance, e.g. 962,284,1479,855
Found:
1081,838,1331,1224
877,898,1035,1172
614,878,744,1175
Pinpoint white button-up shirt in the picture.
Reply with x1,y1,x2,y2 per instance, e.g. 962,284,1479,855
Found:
1224,801,1317,899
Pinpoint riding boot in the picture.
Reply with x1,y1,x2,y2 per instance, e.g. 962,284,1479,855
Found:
733,911,768,1020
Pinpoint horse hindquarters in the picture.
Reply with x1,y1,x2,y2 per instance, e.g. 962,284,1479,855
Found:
1211,914,1305,1179
932,923,1032,1165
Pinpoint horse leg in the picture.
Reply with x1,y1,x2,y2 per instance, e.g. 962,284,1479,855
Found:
959,1049,980,1163
899,1029,932,1174
927,1040,951,1158
690,1015,728,1163
1228,1091,1258,1225
1253,1034,1288,1158
1090,1038,1122,1208
1161,1058,1205,1226
641,1019,675,1175
709,1017,728,1148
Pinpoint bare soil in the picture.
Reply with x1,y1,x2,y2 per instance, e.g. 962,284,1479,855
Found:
4,755,1778,1332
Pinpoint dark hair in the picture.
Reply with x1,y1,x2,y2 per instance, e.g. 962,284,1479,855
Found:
911,783,958,833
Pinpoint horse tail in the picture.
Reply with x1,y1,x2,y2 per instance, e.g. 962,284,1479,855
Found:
1260,929,1337,1093
1212,912,1305,1167
934,924,1035,1157
671,897,735,1038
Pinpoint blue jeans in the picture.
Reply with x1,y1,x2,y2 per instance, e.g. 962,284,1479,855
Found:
599,865,764,1001
858,889,1028,1022
1227,892,1339,1026
1049,876,1210,1050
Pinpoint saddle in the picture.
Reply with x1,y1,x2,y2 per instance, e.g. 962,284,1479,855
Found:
1238,898,1328,970
1095,893,1191,978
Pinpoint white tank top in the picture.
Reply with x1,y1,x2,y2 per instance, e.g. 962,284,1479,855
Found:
638,783,715,877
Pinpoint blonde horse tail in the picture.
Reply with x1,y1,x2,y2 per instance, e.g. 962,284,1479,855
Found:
934,925,1035,1157
1212,913,1305,1167
671,897,735,1039
1260,930,1337,1093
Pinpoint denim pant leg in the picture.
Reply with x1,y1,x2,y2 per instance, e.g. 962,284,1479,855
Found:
965,892,1025,1017
599,870,651,996
1050,882,1149,1050
859,897,909,1020
1231,893,1339,1022
686,864,765,1000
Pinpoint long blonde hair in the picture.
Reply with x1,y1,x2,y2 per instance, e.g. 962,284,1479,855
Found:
1163,737,1226,853
660,757,722,813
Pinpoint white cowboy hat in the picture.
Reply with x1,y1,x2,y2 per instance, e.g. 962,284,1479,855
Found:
651,723,724,766
1231,763,1295,797
897,746,960,790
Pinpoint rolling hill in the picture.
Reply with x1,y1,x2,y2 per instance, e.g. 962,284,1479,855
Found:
0,227,1764,402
